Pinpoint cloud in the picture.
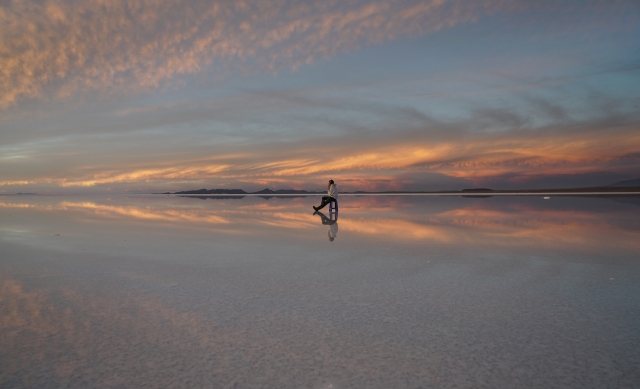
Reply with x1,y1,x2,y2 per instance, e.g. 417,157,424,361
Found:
57,165,231,187
0,0,531,107
2,112,638,190
1,66,638,192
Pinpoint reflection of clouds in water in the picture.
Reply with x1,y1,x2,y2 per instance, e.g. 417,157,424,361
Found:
60,201,231,224
427,205,640,249
254,211,317,230
341,218,450,242
2,195,640,386
0,276,455,387
342,198,640,249
0,196,639,250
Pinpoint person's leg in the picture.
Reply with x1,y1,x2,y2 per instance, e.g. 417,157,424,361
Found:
314,196,332,210
318,196,331,209
324,197,336,208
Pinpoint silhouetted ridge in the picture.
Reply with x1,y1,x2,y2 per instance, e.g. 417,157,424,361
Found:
172,188,320,195
174,188,247,194
166,183,640,195
604,178,640,188
253,188,317,194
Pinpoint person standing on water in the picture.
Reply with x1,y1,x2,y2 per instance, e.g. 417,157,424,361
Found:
313,180,338,211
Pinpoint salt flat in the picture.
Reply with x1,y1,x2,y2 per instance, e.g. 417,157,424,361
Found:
1,194,639,388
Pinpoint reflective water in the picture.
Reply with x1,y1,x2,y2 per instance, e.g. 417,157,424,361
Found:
1,194,639,388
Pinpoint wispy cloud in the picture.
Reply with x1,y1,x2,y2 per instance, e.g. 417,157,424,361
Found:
0,0,529,107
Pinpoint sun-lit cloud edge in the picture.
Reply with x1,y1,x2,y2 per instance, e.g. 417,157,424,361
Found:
2,122,638,190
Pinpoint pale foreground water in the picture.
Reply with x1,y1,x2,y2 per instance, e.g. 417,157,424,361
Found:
1,194,639,388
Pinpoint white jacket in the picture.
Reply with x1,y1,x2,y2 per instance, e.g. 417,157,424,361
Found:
329,223,338,238
328,184,338,199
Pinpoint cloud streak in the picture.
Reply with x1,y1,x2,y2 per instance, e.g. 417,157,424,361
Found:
2,115,637,190
0,0,529,107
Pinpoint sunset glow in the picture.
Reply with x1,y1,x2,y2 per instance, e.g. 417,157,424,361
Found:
1,0,639,192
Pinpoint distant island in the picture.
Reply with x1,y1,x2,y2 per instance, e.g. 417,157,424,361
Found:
604,178,640,188
168,188,248,195
161,179,640,196
165,188,322,195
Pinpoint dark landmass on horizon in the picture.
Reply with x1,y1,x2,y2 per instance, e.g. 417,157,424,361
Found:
163,179,640,195
177,194,310,200
167,188,323,195
170,188,248,195
604,178,640,187
178,195,246,200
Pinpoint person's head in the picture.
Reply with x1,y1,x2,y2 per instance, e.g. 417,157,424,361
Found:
328,179,334,188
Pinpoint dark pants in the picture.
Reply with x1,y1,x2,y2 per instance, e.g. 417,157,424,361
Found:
316,196,336,210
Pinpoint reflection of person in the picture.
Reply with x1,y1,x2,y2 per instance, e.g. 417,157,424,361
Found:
313,210,338,242
313,180,338,211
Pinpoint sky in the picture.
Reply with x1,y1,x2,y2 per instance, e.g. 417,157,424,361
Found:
1,0,639,193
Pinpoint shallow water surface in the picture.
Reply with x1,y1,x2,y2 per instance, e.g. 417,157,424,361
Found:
1,194,639,388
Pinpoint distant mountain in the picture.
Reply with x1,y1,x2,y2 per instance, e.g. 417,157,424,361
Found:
171,188,320,195
166,182,639,196
178,195,245,200
174,188,247,195
604,178,640,188
252,188,320,194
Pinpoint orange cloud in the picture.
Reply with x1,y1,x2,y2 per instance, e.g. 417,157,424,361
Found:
431,128,640,181
0,119,637,189
0,0,526,107
57,165,231,187
0,165,230,187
